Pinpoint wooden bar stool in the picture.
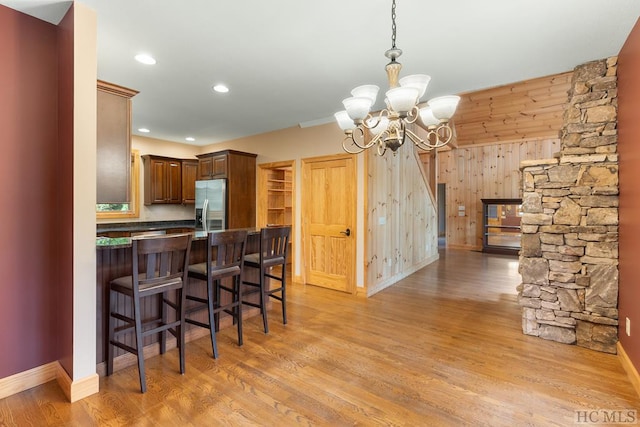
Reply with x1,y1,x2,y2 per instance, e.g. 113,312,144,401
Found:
186,229,247,358
242,226,290,334
106,233,192,393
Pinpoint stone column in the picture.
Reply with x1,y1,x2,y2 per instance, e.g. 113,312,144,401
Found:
518,58,619,354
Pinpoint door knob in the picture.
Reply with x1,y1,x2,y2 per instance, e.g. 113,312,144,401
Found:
340,228,351,237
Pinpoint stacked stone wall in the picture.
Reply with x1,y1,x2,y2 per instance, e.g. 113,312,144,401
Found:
518,58,619,353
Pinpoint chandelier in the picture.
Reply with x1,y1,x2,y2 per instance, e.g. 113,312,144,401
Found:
334,0,460,156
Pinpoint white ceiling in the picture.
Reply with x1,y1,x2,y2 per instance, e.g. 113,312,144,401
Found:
4,0,640,146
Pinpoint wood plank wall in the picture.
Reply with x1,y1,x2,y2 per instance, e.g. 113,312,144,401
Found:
455,72,572,146
438,139,560,250
366,133,438,295
434,71,572,250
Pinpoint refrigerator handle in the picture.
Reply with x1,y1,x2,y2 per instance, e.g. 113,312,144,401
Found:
202,198,209,231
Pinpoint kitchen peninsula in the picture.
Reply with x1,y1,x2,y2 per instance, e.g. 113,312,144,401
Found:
95,228,262,374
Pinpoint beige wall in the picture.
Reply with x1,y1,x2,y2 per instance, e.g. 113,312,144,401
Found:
134,135,199,222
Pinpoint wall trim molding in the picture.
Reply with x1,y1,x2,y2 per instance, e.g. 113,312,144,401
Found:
617,342,640,399
55,364,99,402
0,362,59,400
367,253,439,297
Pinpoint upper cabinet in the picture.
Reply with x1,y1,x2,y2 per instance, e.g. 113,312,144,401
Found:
197,150,257,229
97,80,138,204
197,153,227,179
142,155,183,205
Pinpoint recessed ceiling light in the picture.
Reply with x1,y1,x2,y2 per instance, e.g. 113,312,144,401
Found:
135,54,156,65
185,137,195,142
212,84,229,93
138,128,150,133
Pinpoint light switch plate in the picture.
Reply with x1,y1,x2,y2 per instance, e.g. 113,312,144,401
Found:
626,317,631,336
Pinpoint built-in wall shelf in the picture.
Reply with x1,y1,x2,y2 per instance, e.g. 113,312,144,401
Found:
258,161,295,271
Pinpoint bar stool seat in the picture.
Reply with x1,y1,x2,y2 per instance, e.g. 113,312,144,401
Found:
106,233,192,393
186,229,247,359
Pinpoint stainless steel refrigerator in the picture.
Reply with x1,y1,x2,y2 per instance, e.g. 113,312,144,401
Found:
195,179,226,231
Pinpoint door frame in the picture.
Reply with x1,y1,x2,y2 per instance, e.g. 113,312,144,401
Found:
301,153,357,294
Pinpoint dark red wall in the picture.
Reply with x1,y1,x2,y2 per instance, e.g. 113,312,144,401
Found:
0,5,71,378
57,5,75,378
618,18,640,373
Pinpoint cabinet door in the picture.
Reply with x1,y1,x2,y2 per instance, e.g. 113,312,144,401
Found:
167,160,182,203
181,160,198,204
198,157,213,179
226,152,256,229
149,158,168,204
212,155,228,177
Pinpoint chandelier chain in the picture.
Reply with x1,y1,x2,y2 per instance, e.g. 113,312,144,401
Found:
391,0,397,49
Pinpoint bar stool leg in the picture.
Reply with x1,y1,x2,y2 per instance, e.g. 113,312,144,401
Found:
236,276,243,346
160,293,167,355
177,288,186,374
207,278,219,359
133,295,147,393
261,265,269,334
282,274,287,325
106,289,115,376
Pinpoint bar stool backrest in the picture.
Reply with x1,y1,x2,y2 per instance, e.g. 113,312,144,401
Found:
132,234,192,293
208,230,248,277
260,226,290,267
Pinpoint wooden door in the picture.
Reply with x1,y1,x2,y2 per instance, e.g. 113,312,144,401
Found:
302,154,356,293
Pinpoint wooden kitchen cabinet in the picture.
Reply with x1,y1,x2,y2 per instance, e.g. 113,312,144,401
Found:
197,153,227,179
142,155,182,205
196,150,257,229
181,159,198,204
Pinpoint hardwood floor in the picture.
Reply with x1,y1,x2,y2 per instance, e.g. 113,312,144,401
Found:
1,249,639,426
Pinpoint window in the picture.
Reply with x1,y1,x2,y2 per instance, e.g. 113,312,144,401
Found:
97,150,140,219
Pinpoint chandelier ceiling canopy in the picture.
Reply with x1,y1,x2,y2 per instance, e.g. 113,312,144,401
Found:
335,0,460,156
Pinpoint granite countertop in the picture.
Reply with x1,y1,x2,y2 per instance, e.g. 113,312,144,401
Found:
96,230,208,249
96,228,261,249
97,220,196,233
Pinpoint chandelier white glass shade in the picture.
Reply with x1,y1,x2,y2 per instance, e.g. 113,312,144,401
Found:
335,0,460,156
